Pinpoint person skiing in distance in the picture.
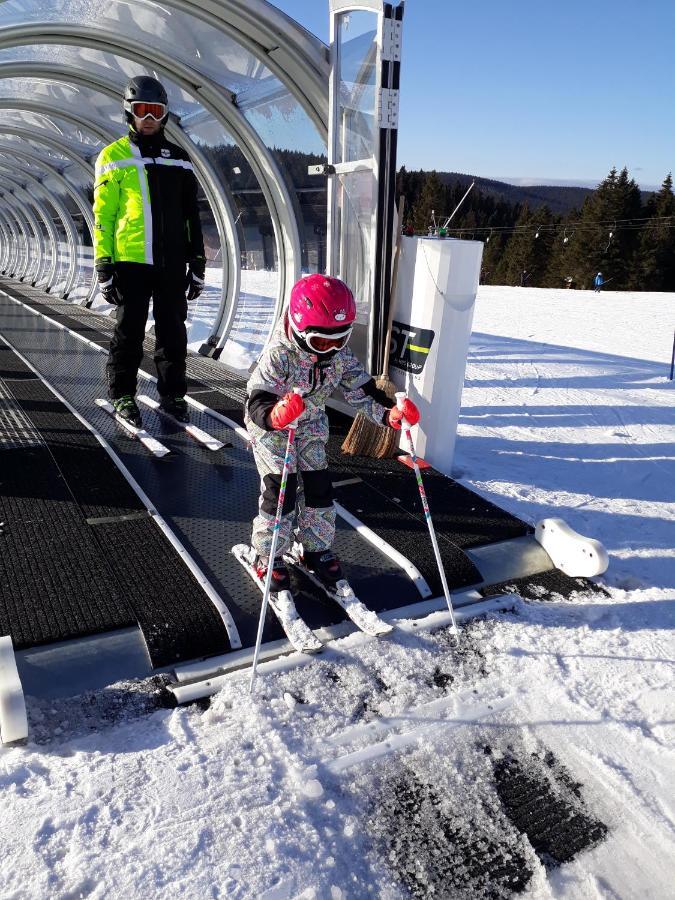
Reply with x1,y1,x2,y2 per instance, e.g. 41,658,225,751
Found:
594,271,604,293
245,274,420,591
93,75,206,427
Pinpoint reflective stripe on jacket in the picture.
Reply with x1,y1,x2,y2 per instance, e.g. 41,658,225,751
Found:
93,132,204,269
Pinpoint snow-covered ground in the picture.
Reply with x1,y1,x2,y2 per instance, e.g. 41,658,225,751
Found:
2,287,674,899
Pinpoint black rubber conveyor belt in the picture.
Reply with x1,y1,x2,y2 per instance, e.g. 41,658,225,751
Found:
0,281,427,656
0,341,230,666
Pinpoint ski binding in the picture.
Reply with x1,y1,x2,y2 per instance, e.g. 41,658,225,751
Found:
232,544,323,655
95,398,171,458
285,545,394,638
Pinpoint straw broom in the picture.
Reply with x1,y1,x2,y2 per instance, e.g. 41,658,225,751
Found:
342,197,406,458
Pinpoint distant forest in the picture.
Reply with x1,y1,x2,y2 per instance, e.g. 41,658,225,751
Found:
397,166,675,292
202,144,674,292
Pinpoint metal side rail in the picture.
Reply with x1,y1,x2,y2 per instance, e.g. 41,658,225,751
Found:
167,593,519,704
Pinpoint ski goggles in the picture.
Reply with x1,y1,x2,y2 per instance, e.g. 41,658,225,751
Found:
303,326,353,354
128,101,167,121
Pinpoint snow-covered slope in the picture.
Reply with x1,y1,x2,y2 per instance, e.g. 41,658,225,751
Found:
1,287,673,899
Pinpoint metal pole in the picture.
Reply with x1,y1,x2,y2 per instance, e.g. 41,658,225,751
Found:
394,392,459,635
249,391,302,693
670,330,674,381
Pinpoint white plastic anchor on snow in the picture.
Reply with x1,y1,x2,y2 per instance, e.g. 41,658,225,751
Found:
0,635,28,744
534,518,609,578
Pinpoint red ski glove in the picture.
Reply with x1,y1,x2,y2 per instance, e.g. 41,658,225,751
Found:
388,398,420,430
268,392,305,430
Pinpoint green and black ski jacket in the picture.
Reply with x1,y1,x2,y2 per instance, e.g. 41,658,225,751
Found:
93,130,205,272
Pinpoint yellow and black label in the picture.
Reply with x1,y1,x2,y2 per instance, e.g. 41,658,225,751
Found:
388,321,435,374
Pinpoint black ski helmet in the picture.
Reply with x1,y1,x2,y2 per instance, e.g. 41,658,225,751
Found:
123,76,169,129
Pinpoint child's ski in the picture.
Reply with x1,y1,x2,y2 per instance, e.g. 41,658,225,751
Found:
284,545,394,638
95,399,171,458
232,544,323,655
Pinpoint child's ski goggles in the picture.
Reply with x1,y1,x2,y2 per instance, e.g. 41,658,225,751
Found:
303,326,353,354
127,101,167,121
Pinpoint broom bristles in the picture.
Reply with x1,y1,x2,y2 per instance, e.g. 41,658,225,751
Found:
341,373,399,458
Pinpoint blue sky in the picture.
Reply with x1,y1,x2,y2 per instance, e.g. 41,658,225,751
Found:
273,0,674,190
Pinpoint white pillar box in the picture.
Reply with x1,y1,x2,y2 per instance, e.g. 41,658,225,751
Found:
388,236,483,476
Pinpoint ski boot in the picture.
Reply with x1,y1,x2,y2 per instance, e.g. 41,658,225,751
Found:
301,549,344,587
112,395,142,428
254,554,291,592
159,396,190,423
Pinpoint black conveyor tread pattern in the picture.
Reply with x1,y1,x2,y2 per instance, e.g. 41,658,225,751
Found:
0,285,422,652
326,412,533,550
0,443,135,648
493,750,608,867
0,342,230,665
480,568,610,601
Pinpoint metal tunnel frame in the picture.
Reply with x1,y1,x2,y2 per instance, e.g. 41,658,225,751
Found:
1,189,42,283
0,1,388,367
0,24,308,334
0,160,84,297
0,62,243,316
0,168,72,292
0,146,94,296
0,171,62,288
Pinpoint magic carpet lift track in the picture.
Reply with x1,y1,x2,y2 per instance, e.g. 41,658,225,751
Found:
0,279,609,713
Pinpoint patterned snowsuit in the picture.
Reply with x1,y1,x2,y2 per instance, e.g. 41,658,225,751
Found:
245,320,390,559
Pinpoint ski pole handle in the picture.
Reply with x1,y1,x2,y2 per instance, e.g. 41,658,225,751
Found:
287,387,304,430
395,391,410,429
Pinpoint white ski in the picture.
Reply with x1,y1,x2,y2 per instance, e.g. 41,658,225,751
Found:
95,399,171,458
284,545,394,638
137,395,225,452
232,544,323,655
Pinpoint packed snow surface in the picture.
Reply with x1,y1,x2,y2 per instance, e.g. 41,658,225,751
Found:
2,287,674,899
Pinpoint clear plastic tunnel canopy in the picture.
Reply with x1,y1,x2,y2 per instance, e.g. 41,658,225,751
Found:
0,0,331,365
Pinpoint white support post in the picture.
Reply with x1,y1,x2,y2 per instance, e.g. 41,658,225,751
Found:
0,636,28,744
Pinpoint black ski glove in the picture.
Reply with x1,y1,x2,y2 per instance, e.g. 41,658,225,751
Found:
185,261,205,302
96,260,122,306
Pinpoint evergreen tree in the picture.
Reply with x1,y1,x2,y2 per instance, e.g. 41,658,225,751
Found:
634,174,675,291
565,167,642,289
411,171,447,232
493,204,555,286
543,209,581,288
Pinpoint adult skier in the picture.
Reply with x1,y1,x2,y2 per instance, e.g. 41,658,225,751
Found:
93,76,206,426
594,272,604,293
243,274,420,591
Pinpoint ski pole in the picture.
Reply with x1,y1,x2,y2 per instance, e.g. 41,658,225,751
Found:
249,389,302,694
395,392,459,636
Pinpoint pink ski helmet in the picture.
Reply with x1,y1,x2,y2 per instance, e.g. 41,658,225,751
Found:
288,274,357,355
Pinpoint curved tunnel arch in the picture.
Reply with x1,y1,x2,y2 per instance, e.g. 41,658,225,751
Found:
0,3,333,365
5,179,62,288
0,165,78,291
0,72,241,312
0,202,29,277
0,149,93,284
0,24,305,328
0,157,88,297
0,183,58,285
1,191,42,282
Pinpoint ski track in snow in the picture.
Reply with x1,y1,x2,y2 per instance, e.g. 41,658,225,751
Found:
1,286,674,899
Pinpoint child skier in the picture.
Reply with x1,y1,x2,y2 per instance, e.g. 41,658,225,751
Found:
244,273,420,592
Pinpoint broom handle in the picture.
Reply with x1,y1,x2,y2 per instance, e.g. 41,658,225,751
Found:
379,196,406,381
395,392,459,635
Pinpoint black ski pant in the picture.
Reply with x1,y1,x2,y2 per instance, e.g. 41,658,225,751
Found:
106,262,188,400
